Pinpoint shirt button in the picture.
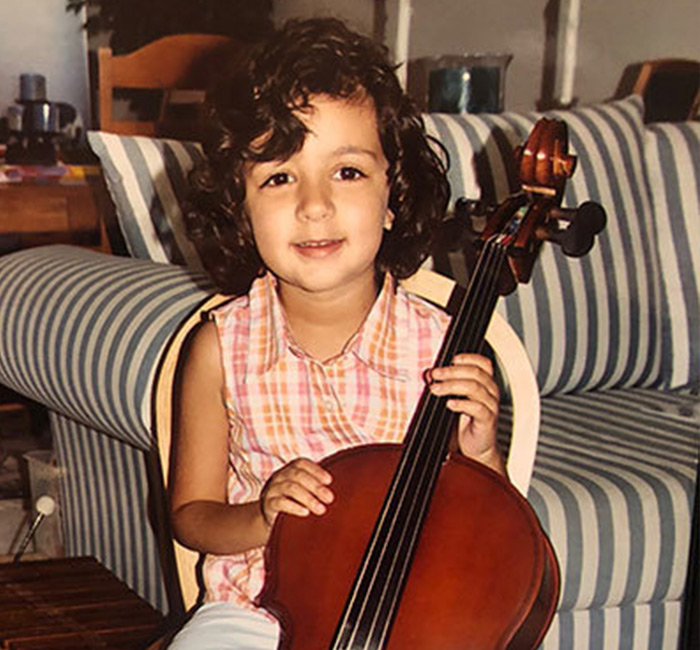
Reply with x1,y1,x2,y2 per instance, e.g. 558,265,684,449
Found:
323,398,335,411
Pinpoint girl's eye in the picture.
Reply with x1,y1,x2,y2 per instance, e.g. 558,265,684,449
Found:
262,172,290,188
336,166,366,181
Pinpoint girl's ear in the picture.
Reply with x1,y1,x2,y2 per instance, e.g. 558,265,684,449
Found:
384,209,395,231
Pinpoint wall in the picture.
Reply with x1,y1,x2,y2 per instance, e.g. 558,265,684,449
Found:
576,0,700,105
274,0,374,34
0,1,90,128
272,0,700,111
0,1,695,122
407,0,545,110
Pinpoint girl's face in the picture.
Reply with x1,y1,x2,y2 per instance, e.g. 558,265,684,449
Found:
243,94,393,305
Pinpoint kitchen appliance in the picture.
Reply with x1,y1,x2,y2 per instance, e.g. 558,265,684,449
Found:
4,74,80,165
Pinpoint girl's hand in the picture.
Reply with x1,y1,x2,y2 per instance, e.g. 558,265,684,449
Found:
259,458,334,528
428,353,504,474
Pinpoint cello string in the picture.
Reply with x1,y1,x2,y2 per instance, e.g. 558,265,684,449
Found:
341,238,507,648
362,242,508,648
356,241,508,646
390,237,506,553
384,240,508,627
339,237,509,648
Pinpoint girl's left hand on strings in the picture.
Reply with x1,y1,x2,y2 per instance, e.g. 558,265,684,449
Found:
427,353,503,471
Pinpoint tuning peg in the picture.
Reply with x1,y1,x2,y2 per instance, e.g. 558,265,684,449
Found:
573,201,606,235
542,201,607,257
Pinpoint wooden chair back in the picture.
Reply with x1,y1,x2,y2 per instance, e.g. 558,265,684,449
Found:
630,58,700,122
97,34,240,137
153,268,542,612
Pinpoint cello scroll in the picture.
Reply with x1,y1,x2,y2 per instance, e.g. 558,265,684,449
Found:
456,118,606,288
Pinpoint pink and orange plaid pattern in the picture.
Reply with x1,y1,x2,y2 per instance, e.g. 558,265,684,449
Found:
202,272,449,609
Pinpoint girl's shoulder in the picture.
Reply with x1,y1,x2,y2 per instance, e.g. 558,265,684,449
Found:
207,292,251,324
206,274,271,330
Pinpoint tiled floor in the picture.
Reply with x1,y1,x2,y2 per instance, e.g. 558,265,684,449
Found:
0,399,51,557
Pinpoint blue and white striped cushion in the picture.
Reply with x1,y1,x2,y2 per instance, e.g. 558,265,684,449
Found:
531,387,698,649
424,96,663,395
530,389,697,612
0,245,214,448
644,122,700,390
542,600,682,650
87,131,205,268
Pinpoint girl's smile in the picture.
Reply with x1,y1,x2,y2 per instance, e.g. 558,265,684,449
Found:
293,238,345,257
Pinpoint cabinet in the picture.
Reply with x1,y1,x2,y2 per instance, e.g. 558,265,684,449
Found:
0,166,112,253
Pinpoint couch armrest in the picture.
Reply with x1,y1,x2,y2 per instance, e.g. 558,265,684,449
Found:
0,245,214,449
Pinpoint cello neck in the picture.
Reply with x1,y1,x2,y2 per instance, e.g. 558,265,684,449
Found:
434,233,508,364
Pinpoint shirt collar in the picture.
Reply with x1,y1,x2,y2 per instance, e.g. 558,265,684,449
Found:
245,272,409,380
352,273,410,380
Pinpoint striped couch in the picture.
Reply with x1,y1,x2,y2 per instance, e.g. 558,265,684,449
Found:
0,95,697,648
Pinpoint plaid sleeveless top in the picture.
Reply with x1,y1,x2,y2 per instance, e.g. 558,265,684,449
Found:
203,272,449,611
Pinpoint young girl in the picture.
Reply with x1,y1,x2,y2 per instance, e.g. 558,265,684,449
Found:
169,17,504,649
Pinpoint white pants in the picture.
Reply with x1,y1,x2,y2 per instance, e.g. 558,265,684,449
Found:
167,602,281,650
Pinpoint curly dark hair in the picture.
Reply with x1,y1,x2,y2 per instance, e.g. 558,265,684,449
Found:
187,17,450,295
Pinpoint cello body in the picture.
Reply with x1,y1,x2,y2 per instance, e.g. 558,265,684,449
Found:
259,444,559,649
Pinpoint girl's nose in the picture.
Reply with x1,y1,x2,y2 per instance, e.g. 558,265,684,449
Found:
296,181,333,222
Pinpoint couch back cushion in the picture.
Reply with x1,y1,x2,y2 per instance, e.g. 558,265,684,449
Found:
644,122,700,390
87,131,205,268
424,96,663,396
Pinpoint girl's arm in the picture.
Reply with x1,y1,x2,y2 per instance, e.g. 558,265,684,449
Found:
170,321,269,554
170,321,333,556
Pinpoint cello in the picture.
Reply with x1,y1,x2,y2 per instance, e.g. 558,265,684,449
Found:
258,119,606,649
